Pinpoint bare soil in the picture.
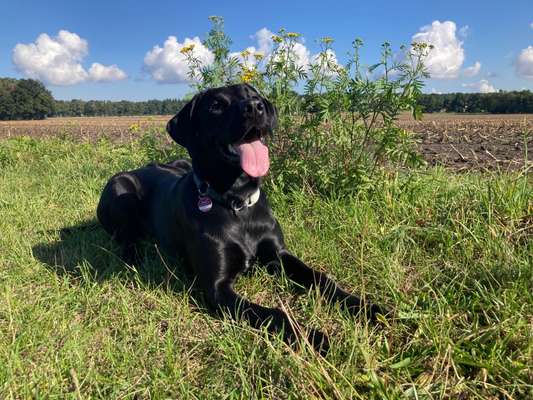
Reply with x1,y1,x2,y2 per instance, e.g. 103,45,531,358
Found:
402,113,532,171
1,114,532,171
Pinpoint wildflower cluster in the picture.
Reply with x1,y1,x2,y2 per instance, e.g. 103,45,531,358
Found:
181,17,431,194
179,44,195,54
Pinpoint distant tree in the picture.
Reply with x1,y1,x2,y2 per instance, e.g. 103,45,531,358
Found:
48,98,187,117
0,90,15,120
0,78,54,120
417,91,533,114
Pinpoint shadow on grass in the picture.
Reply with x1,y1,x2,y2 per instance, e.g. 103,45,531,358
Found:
32,219,194,295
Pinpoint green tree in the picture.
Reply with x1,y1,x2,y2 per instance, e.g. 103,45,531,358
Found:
0,78,54,120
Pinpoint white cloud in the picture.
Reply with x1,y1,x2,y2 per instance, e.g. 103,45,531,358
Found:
12,30,126,86
310,49,341,76
227,29,277,69
252,28,275,56
289,42,311,70
143,36,214,84
88,63,127,82
13,30,88,85
230,28,314,72
530,22,533,30
412,20,465,79
463,61,481,77
145,27,338,84
229,46,267,70
462,79,497,93
250,28,311,70
515,46,533,79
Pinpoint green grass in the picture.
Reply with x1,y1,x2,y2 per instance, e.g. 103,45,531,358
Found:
0,136,531,399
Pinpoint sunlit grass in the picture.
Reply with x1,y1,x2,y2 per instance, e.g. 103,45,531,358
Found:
0,136,531,399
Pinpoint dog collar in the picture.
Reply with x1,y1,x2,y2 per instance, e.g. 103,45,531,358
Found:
193,173,260,212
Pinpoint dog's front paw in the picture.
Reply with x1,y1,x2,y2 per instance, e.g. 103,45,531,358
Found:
345,299,392,323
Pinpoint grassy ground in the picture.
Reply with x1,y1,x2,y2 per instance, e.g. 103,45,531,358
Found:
0,135,531,399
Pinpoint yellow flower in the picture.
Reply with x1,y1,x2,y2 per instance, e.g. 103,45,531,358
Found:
180,44,195,54
128,123,140,133
241,68,256,83
254,52,264,61
286,32,301,38
321,37,334,44
240,49,251,58
271,35,283,44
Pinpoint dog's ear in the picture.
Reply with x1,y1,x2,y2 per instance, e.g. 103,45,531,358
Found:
166,92,203,149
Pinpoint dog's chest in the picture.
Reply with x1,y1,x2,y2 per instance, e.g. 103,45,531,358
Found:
227,211,274,258
240,228,261,259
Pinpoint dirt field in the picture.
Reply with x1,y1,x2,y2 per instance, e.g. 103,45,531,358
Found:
1,114,531,171
0,116,167,142
402,114,532,171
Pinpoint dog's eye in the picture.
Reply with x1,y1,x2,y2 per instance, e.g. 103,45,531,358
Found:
209,100,226,113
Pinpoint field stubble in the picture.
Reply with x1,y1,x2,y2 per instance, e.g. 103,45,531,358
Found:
1,113,531,171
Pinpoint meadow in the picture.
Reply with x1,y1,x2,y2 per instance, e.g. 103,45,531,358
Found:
0,116,531,398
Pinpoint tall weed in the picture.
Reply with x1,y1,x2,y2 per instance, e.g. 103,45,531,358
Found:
183,17,432,194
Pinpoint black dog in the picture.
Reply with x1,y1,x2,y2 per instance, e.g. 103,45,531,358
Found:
97,84,384,353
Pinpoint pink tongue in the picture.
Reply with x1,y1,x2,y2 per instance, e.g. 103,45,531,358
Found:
236,139,270,177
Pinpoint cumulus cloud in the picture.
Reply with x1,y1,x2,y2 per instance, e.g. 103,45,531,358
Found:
88,63,127,82
247,28,311,70
12,30,126,85
252,28,275,56
462,79,497,93
463,61,481,77
310,49,342,76
288,42,311,70
13,30,89,85
145,27,339,84
225,29,276,70
412,20,465,79
227,47,259,69
143,36,214,83
515,46,533,79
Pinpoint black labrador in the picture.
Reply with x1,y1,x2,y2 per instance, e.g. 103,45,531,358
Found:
97,83,385,353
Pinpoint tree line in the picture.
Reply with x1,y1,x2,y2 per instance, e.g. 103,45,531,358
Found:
54,91,533,116
54,98,187,117
0,77,187,120
417,91,533,114
1,77,533,120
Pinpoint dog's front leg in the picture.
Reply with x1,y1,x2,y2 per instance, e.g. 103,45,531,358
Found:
195,248,329,354
259,242,386,320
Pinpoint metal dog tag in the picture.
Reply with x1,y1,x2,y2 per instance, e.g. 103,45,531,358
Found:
198,196,213,212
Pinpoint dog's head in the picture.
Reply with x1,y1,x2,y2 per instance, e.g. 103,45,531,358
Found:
166,84,277,178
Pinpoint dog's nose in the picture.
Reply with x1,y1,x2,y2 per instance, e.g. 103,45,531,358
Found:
241,99,264,117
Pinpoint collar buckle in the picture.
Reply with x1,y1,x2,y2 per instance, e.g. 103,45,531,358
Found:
192,173,260,212
231,199,245,212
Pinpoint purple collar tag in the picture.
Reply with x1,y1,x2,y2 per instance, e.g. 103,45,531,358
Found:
198,196,213,213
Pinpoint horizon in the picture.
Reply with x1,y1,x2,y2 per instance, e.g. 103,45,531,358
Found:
1,0,532,101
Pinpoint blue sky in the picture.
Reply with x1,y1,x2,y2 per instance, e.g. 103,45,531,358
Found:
1,0,532,100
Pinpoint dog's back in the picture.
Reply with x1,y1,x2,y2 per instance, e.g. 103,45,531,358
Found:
97,159,192,260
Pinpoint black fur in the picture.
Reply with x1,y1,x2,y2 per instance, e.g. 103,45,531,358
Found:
97,84,385,354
